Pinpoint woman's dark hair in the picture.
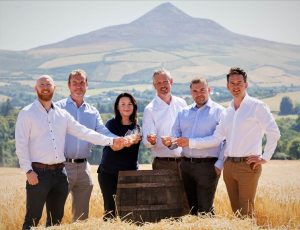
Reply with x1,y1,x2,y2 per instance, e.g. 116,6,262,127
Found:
114,92,138,125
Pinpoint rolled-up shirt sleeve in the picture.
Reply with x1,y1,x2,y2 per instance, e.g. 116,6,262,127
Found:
214,140,226,170
142,108,157,148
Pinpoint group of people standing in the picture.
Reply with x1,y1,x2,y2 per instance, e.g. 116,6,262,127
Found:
15,67,280,229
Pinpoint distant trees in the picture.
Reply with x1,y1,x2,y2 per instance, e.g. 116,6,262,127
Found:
0,110,18,167
292,115,300,132
274,116,300,160
280,96,294,115
294,103,300,114
279,96,299,115
0,99,14,116
288,138,300,159
1,93,300,167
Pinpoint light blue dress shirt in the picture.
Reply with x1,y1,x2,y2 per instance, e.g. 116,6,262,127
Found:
172,99,225,168
56,97,114,159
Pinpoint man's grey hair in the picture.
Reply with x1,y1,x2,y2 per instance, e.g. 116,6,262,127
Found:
152,69,172,83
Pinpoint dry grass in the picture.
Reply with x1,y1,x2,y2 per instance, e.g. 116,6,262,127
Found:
0,94,10,102
0,161,299,230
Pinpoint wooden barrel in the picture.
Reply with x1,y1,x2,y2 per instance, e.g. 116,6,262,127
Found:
116,170,189,223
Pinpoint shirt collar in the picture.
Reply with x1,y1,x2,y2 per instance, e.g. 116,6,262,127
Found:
67,96,86,108
154,94,172,106
34,99,55,112
191,98,213,111
230,92,250,109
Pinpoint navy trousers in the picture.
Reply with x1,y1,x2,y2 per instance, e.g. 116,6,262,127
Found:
22,167,68,230
98,169,118,220
180,160,220,215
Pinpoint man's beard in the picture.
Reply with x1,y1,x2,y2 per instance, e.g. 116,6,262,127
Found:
37,91,54,102
195,96,207,107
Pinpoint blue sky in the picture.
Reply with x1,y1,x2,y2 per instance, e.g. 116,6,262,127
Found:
0,0,300,50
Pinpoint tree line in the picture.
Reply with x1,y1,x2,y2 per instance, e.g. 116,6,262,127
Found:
279,96,300,115
1,81,299,109
0,98,299,167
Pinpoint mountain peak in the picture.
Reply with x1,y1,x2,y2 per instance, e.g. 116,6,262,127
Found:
132,2,191,25
152,2,190,16
32,2,234,49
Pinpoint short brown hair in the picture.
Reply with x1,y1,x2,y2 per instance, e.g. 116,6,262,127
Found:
226,67,247,83
190,78,208,88
68,69,87,84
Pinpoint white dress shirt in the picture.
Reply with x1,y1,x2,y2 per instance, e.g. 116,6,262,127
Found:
15,99,114,172
189,94,280,161
142,95,187,157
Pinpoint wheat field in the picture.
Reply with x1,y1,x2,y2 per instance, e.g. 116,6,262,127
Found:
0,161,299,230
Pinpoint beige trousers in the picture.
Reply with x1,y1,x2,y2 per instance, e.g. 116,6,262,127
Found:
223,160,262,217
65,161,93,222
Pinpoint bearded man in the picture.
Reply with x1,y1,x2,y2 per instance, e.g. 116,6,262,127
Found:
15,75,126,229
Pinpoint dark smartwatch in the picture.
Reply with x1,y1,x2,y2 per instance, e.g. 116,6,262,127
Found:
26,169,33,174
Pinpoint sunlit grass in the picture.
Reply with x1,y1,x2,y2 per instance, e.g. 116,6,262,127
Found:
0,161,299,230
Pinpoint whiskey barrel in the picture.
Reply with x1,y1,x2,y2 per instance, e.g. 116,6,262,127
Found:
116,170,188,223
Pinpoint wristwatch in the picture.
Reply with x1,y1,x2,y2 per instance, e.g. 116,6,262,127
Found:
26,169,33,174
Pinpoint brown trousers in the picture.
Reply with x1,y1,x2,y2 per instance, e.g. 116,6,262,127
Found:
223,160,262,217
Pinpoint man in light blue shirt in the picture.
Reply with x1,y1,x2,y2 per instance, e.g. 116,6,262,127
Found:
163,78,224,215
56,69,114,221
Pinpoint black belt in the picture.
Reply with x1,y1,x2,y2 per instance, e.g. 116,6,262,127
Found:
155,157,182,162
182,157,218,163
226,157,248,162
32,162,65,170
66,158,87,163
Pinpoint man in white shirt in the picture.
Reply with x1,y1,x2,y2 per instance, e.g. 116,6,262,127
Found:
142,69,187,174
177,67,280,217
15,75,126,230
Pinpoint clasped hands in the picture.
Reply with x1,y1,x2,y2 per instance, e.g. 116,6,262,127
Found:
111,134,141,151
160,136,221,176
160,136,189,148
147,134,189,147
